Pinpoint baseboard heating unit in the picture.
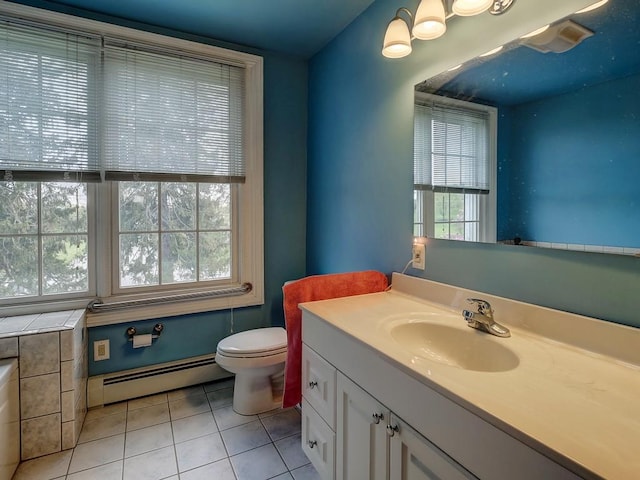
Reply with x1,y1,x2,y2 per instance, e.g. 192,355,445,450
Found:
87,354,232,407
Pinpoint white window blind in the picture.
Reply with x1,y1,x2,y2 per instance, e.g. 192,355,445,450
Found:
0,20,101,181
102,40,246,183
414,101,490,194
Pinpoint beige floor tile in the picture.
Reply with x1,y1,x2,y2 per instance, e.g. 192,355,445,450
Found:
123,445,177,480
166,385,205,401
261,409,301,442
126,402,170,432
213,404,258,431
203,377,235,393
78,411,126,444
68,434,125,474
275,433,308,470
124,422,173,458
290,463,321,480
168,393,211,421
179,458,236,480
85,402,127,422
230,443,287,480
221,420,271,456
66,460,123,480
171,411,218,444
12,450,72,480
127,392,168,411
207,387,234,409
175,432,227,472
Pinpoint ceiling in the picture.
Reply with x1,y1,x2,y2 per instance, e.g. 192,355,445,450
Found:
418,0,640,106
10,0,375,58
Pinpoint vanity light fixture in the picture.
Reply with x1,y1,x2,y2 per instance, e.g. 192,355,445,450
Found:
479,45,504,57
575,0,609,14
382,0,516,59
520,24,550,39
451,0,493,17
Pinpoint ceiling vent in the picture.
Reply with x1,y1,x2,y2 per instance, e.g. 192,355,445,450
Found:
521,20,594,53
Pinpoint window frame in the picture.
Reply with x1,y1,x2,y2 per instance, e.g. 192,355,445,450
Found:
0,3,264,323
414,92,497,243
0,182,97,309
109,181,238,294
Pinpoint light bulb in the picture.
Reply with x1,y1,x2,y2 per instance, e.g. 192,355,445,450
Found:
520,25,550,39
413,0,447,40
452,0,493,16
576,0,609,14
382,16,412,58
479,45,503,57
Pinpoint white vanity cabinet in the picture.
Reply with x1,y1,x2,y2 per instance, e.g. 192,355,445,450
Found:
302,343,477,480
336,372,475,480
301,308,583,480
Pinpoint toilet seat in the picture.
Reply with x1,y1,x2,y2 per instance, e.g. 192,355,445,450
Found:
217,327,287,358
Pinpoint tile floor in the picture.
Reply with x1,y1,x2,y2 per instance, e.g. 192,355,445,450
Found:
13,379,320,480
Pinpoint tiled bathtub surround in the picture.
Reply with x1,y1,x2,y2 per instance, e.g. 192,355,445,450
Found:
13,380,320,480
0,310,88,460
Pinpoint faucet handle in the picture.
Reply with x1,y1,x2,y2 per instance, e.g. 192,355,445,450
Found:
466,298,492,315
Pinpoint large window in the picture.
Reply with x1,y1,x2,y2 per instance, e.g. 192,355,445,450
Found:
414,93,496,242
0,4,263,320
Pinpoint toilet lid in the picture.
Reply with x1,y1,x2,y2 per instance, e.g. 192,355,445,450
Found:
217,327,287,357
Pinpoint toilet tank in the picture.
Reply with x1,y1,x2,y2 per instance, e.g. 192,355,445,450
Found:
0,358,19,480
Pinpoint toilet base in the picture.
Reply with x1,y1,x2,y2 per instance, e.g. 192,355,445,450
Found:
232,370,283,415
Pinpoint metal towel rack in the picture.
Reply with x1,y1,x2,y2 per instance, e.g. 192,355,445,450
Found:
88,282,252,313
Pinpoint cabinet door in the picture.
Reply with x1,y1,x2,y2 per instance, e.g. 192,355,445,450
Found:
389,414,476,480
303,343,337,429
336,373,388,480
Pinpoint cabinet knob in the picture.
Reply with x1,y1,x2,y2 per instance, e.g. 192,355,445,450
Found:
372,412,384,424
308,380,318,389
386,424,399,437
308,440,318,449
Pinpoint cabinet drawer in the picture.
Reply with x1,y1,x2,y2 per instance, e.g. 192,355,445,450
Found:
302,398,335,480
302,343,336,429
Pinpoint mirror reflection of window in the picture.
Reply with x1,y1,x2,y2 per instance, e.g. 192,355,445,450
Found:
414,93,497,242
414,0,640,255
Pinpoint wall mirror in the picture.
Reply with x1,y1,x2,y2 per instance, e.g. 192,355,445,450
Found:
414,0,639,255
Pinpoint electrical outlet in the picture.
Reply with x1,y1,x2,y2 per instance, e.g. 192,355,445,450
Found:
94,340,110,361
412,243,426,270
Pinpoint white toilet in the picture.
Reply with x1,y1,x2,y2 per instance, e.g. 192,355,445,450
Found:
215,327,288,415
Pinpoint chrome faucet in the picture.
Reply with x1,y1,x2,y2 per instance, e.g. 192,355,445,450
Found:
462,298,510,338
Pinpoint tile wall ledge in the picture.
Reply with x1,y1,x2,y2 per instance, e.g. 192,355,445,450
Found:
0,310,85,339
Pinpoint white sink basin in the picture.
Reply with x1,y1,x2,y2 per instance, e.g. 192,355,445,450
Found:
389,322,519,372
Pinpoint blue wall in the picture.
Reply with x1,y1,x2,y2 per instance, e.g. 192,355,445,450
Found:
500,72,640,246
307,0,639,328
10,1,308,375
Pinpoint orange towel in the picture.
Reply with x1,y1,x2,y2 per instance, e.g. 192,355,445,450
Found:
281,270,388,408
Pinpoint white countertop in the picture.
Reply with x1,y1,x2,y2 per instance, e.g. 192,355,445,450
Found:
299,274,640,480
